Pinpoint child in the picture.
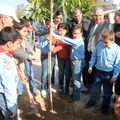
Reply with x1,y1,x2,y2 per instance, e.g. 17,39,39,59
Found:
0,27,22,120
49,23,71,96
85,29,120,115
37,34,56,98
52,24,85,102
13,18,39,96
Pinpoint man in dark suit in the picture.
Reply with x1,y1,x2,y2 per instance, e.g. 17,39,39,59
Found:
82,8,112,94
67,8,90,39
114,9,120,47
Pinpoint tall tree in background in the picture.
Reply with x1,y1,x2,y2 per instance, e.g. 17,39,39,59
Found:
26,0,98,22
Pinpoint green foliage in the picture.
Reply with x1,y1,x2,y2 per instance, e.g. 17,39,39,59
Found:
16,5,27,18
26,0,99,22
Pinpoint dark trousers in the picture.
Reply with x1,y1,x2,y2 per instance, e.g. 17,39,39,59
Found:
82,50,95,89
89,69,113,113
58,57,71,92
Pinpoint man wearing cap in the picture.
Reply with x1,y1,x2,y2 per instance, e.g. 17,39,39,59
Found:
0,5,39,96
0,5,21,120
0,5,20,29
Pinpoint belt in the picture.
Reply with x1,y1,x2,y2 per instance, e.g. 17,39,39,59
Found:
96,68,113,74
41,54,55,57
72,59,81,62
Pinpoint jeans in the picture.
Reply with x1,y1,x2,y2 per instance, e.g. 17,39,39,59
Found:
0,93,18,120
41,54,55,91
58,57,71,92
24,60,36,92
71,59,85,100
89,69,113,113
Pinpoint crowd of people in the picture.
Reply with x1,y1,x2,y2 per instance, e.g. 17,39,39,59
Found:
0,4,120,120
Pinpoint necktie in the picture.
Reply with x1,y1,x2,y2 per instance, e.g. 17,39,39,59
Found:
87,24,98,52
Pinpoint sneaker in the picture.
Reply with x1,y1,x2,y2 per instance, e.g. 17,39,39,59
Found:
41,90,47,98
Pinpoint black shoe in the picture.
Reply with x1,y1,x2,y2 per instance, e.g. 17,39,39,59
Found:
65,89,69,96
58,90,65,98
84,101,96,108
66,96,80,103
81,90,90,94
101,107,109,116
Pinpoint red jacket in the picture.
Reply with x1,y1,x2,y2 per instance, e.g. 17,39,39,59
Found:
52,37,71,59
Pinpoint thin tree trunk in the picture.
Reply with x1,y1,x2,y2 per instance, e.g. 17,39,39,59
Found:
48,0,54,111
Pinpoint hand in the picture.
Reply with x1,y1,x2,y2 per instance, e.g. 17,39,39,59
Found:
88,67,92,74
110,78,116,84
10,111,17,118
46,34,52,44
49,45,54,52
29,51,40,61
20,74,27,82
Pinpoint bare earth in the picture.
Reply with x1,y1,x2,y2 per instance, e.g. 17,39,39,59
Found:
17,62,117,120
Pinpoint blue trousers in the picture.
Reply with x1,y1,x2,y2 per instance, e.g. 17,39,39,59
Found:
71,59,85,100
41,54,55,91
24,60,37,92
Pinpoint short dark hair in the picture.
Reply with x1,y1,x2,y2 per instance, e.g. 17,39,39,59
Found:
57,23,68,31
72,24,82,33
0,27,21,45
13,18,29,30
55,10,63,16
54,10,63,19
102,29,115,41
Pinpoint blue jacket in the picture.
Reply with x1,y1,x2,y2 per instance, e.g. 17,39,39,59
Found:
0,47,18,112
89,41,120,80
53,33,85,60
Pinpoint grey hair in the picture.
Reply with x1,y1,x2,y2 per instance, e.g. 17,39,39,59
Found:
73,8,82,15
92,8,104,15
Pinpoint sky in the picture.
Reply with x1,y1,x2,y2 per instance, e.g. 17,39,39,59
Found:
0,0,28,9
0,0,119,9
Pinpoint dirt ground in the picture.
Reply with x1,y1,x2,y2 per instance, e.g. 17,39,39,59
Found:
17,61,118,120
18,90,116,120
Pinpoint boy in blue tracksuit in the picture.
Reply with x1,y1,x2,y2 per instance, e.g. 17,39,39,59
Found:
85,29,120,115
0,27,22,120
52,24,85,102
37,35,55,98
